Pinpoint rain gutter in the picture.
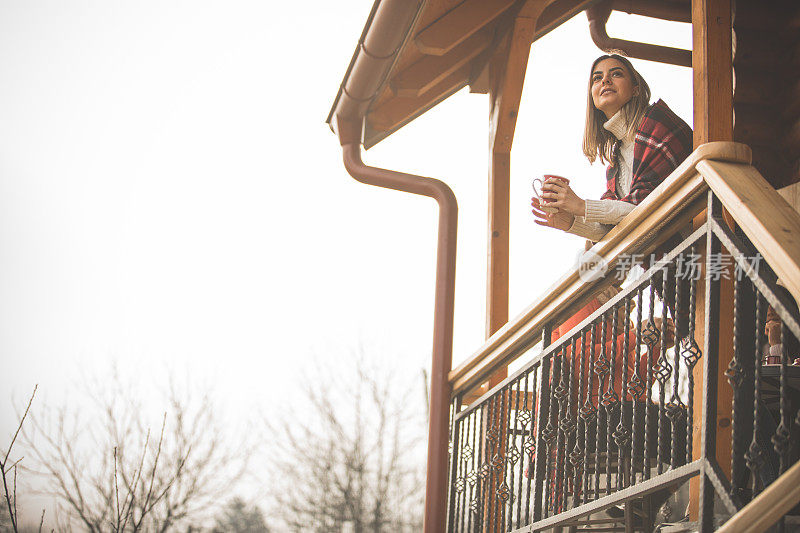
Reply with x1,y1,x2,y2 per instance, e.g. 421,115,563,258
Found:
587,0,692,67
326,0,425,134
328,1,457,532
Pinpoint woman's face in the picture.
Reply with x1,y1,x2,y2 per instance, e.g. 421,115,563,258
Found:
590,58,636,119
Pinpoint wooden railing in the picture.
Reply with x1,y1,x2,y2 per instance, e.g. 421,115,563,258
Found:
450,142,750,397
717,458,800,533
445,142,800,532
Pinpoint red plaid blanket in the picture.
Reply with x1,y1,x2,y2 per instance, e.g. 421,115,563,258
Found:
600,99,693,205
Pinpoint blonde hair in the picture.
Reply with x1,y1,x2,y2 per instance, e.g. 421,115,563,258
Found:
582,54,651,165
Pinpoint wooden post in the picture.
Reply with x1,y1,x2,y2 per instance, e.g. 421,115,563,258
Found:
690,0,734,523
486,17,536,338
484,0,553,342
487,149,511,345
692,0,733,146
481,12,538,531
481,0,556,397
486,15,535,387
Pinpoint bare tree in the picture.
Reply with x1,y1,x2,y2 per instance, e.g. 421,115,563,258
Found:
264,356,427,532
212,497,269,532
1,386,37,533
22,369,251,532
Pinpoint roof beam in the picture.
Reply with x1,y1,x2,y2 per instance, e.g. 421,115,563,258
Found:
519,0,561,18
469,58,491,94
368,65,471,134
414,0,516,56
489,15,536,153
534,0,599,40
391,30,492,97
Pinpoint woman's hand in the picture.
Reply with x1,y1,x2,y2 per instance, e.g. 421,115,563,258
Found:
531,197,575,231
541,178,586,217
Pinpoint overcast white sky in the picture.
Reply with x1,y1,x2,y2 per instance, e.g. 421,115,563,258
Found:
0,0,693,521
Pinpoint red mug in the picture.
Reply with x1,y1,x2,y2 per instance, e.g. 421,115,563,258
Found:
532,175,569,214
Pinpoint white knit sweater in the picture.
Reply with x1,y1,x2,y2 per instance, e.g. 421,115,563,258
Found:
567,110,637,241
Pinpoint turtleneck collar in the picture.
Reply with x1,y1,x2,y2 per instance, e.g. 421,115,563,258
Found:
603,109,630,142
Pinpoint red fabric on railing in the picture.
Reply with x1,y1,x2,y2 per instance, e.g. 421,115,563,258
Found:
551,297,653,405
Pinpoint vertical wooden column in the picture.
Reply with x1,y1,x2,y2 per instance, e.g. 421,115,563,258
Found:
690,0,734,524
480,13,537,532
486,15,535,390
487,149,511,342
692,0,733,146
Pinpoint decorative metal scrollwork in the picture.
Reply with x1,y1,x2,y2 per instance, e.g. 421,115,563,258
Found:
558,413,574,435
681,336,702,367
601,385,619,407
725,353,743,388
543,422,557,447
570,444,583,469
496,482,511,502
580,399,597,420
665,401,685,424
594,353,610,376
745,439,765,480
613,420,631,448
486,424,500,443
772,422,790,457
553,377,568,401
507,444,521,466
627,373,645,400
461,444,473,463
490,453,504,470
642,321,660,346
524,436,536,457
653,353,672,384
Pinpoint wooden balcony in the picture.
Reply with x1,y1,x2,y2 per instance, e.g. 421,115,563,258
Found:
445,142,800,531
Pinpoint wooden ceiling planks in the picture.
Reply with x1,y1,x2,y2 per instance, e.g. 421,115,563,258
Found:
414,0,517,55
390,30,492,97
389,0,469,77
367,65,472,135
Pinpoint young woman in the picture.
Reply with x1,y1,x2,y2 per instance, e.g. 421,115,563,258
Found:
528,56,693,511
531,54,693,241
533,53,692,353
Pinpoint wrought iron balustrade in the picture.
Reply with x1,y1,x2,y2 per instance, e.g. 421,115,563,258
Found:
445,152,800,532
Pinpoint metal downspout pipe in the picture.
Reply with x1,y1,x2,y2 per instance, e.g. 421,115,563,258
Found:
587,0,692,67
336,117,457,533
329,0,455,530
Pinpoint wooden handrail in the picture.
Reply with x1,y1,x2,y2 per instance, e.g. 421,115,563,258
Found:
697,159,800,305
449,142,752,396
716,458,800,532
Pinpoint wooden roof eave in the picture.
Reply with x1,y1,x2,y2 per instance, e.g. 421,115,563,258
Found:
361,0,601,148
328,0,599,148
326,0,427,140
